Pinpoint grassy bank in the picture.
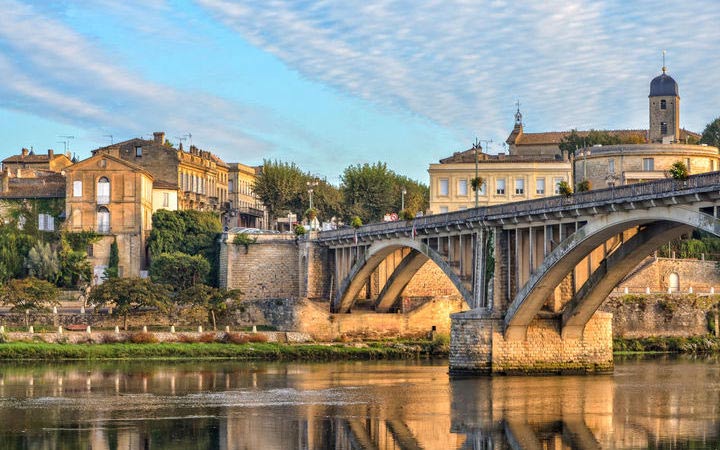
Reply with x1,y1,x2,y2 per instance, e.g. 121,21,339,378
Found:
0,339,449,361
614,336,720,354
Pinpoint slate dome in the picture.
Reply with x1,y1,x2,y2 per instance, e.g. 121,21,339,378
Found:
649,72,678,97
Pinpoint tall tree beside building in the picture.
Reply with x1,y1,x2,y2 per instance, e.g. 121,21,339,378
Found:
700,117,720,148
253,160,306,220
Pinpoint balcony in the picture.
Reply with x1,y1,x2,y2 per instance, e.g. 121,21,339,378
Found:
237,206,264,218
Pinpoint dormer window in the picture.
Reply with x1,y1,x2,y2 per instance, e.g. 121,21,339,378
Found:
135,146,142,157
660,99,667,110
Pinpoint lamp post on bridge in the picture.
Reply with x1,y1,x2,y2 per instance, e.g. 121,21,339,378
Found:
307,180,319,230
401,187,407,211
473,138,492,208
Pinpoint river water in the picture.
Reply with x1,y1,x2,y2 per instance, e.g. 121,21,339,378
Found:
0,356,718,449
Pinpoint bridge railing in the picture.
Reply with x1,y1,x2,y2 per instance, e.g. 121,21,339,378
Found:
317,171,720,241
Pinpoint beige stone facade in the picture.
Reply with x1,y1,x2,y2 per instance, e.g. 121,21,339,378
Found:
92,131,229,213
65,153,154,279
573,143,720,189
428,150,571,214
226,163,265,229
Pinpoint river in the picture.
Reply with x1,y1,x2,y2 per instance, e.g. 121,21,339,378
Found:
0,356,718,449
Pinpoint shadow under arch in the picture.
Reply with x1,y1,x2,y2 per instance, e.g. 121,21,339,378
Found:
331,237,473,313
504,207,720,339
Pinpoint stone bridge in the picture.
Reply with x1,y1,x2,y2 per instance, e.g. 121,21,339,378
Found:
315,172,720,374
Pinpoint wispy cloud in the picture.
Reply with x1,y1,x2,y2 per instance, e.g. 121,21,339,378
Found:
0,0,280,158
198,0,720,141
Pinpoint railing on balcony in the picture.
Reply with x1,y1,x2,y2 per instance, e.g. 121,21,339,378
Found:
237,206,264,217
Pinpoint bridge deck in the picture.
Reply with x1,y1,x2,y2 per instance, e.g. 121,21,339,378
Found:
317,171,720,244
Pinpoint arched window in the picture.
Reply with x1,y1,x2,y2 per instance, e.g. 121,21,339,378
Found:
661,122,668,135
669,272,679,293
97,206,110,233
660,99,667,110
97,176,110,205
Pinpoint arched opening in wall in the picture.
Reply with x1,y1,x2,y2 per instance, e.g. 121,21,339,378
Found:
97,176,110,205
668,272,679,293
97,206,110,234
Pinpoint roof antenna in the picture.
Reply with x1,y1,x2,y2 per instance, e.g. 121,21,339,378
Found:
59,135,74,153
103,134,114,145
662,50,667,74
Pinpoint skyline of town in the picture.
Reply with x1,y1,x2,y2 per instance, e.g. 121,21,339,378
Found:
2,1,720,184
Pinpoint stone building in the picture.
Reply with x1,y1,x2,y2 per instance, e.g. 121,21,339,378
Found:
430,66,718,215
227,162,266,229
65,152,154,280
1,148,73,174
92,131,229,213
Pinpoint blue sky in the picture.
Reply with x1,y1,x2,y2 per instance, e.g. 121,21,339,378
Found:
1,0,719,184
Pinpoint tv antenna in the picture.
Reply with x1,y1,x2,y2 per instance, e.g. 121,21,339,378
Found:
183,133,193,146
103,134,114,145
58,135,75,153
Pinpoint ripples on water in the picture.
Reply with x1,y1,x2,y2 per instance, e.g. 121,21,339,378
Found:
0,356,718,449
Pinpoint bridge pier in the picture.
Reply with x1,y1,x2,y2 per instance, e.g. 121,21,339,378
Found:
449,309,613,375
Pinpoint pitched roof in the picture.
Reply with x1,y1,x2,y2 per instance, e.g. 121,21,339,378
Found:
67,152,154,178
2,153,71,164
0,173,66,199
514,129,647,146
438,147,562,164
153,180,178,190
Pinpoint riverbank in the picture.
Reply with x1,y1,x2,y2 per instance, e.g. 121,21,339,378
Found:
614,336,720,354
0,339,450,361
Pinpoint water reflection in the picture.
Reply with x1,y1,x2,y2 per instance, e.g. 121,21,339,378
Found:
0,357,718,449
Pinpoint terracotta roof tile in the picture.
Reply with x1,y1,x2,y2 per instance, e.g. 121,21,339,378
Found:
0,174,66,199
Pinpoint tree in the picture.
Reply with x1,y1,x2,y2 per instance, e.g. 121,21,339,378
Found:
150,252,211,291
576,179,592,192
26,242,59,283
57,234,94,288
558,181,573,197
104,239,119,279
0,277,59,312
700,117,720,148
89,278,171,330
176,284,241,330
253,160,307,220
669,161,689,181
341,162,396,223
558,129,643,157
0,218,36,281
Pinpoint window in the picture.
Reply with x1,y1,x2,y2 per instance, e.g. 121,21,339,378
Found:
73,180,82,197
135,146,142,157
515,178,525,195
536,178,545,195
38,213,54,231
496,178,506,195
87,245,94,257
554,178,564,195
228,180,234,193
685,158,691,172
478,181,486,195
458,179,468,196
97,177,110,205
608,159,615,173
97,206,110,233
439,179,449,196
439,206,449,213
643,158,654,171
660,99,667,110
163,192,169,207
661,122,668,135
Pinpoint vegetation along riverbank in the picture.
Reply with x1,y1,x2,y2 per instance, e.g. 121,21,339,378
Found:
614,336,720,354
0,335,451,361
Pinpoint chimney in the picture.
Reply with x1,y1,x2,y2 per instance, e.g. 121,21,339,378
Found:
153,132,165,145
21,148,29,157
47,149,54,159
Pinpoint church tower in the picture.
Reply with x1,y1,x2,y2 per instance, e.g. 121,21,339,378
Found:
648,56,680,143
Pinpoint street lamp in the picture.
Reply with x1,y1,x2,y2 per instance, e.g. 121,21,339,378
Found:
473,138,492,208
401,187,407,211
307,180,319,210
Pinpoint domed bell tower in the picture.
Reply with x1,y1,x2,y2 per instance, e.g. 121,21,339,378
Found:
649,53,680,143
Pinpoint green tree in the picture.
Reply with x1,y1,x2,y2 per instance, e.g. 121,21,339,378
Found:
700,117,720,148
104,239,119,279
89,278,171,330
341,162,396,223
176,284,241,330
0,217,36,281
56,233,95,288
26,242,59,283
0,277,59,312
558,129,643,157
253,160,307,220
150,252,211,291
669,161,689,181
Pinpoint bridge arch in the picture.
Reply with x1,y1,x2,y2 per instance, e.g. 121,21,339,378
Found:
332,238,473,313
504,206,720,339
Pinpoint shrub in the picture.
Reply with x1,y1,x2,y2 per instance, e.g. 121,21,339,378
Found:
470,176,484,192
305,208,318,220
399,209,414,220
100,333,123,344
669,161,689,181
294,225,306,236
198,333,217,343
224,332,250,344
177,334,200,343
248,333,268,343
129,332,158,344
576,179,591,192
558,181,573,197
350,216,363,229
233,233,257,251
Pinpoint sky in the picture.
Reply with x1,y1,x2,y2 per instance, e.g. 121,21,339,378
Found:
1,0,720,185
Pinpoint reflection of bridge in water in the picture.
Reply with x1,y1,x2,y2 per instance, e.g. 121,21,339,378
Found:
1,360,719,449
316,173,720,373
